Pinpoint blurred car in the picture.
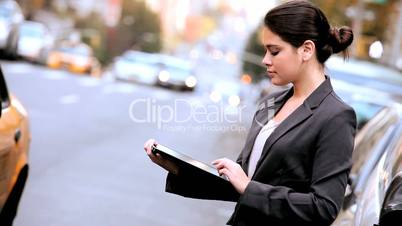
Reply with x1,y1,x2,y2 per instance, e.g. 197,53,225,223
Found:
327,79,402,226
111,50,160,85
155,54,197,91
14,21,54,62
0,0,24,57
326,56,402,101
47,43,100,76
209,80,245,108
0,65,30,224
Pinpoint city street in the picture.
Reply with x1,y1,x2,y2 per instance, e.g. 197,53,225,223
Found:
1,61,256,226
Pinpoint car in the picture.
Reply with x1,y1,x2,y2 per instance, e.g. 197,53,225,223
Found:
111,50,161,85
0,64,30,224
0,0,24,57
155,54,197,91
47,43,100,76
208,80,245,108
326,56,402,101
14,21,54,62
328,79,402,226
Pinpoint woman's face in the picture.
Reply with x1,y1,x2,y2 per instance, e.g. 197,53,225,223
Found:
262,27,303,86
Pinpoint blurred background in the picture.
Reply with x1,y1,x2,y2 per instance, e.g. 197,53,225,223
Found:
0,0,401,226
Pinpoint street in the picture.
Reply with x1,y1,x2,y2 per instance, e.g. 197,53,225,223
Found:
1,61,256,226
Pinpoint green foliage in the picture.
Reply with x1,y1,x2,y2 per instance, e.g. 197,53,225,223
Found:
75,12,110,64
74,0,162,65
113,0,162,56
242,27,266,83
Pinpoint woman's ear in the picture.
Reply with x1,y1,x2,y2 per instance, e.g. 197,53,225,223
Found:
299,40,315,61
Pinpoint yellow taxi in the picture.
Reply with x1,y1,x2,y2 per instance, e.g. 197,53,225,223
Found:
47,43,100,76
0,64,30,224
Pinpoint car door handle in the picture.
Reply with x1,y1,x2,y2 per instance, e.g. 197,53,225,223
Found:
14,128,21,143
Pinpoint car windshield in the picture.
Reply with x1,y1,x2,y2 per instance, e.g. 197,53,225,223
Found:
0,1,14,19
159,57,193,79
59,47,90,56
123,52,157,65
20,24,44,38
163,64,191,79
0,7,12,19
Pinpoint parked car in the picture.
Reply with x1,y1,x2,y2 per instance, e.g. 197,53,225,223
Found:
13,21,54,62
47,43,100,76
155,54,197,91
326,56,402,101
0,64,30,224
111,50,160,85
328,79,402,226
0,0,24,57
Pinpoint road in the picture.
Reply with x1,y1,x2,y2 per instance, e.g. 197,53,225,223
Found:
1,61,257,226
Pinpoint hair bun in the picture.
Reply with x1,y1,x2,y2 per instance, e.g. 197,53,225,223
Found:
328,26,354,53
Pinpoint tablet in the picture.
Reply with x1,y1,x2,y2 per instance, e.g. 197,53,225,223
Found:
152,144,229,181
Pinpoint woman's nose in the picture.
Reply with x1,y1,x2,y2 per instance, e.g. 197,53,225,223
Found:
262,52,272,66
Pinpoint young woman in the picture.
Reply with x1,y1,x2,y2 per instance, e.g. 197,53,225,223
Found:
144,1,356,225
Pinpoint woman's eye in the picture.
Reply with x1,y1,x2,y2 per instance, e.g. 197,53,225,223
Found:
271,51,279,56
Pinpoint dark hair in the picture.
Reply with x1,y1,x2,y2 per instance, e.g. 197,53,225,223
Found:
264,0,353,63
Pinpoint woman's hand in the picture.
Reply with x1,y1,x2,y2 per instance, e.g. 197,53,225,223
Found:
212,158,250,194
144,139,179,175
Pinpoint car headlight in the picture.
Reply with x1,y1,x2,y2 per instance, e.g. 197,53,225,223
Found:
228,95,241,107
209,91,222,103
158,70,170,82
185,76,197,88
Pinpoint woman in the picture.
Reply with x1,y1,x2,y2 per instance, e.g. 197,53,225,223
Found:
144,1,356,225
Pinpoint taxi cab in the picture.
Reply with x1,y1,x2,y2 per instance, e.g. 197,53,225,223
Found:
0,64,30,224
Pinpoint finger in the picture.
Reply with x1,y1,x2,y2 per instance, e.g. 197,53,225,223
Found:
212,161,226,170
144,139,157,154
143,139,152,151
218,168,231,178
212,158,223,165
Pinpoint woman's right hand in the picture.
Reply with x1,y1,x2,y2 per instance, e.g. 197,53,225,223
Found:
144,139,179,175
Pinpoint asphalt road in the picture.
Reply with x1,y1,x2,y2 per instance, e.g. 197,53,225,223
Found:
1,61,257,226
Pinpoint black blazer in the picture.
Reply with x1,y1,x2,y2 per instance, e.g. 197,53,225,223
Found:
165,77,357,226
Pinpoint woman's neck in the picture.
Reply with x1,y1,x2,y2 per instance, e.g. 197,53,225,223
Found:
292,65,326,100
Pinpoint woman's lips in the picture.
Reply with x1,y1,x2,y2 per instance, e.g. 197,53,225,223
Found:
267,71,276,77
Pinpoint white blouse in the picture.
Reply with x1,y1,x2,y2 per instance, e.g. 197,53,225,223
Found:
248,119,280,178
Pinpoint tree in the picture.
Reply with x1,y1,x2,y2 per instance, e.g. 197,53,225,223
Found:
74,0,162,65
242,27,266,83
112,0,162,57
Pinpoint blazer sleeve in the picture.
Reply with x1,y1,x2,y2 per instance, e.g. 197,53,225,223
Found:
165,171,240,201
237,108,356,225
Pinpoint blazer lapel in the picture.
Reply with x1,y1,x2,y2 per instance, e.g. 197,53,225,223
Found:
253,103,313,177
252,76,334,177
240,88,293,174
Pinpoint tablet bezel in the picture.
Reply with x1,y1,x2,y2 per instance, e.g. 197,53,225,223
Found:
152,144,228,181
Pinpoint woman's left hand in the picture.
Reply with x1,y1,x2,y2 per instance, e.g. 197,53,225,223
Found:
212,158,250,194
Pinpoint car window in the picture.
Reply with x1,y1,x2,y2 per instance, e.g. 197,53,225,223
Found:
0,66,10,110
0,7,12,18
0,2,14,19
162,64,191,79
349,106,399,189
349,101,383,131
71,47,91,56
124,53,157,65
20,24,45,38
